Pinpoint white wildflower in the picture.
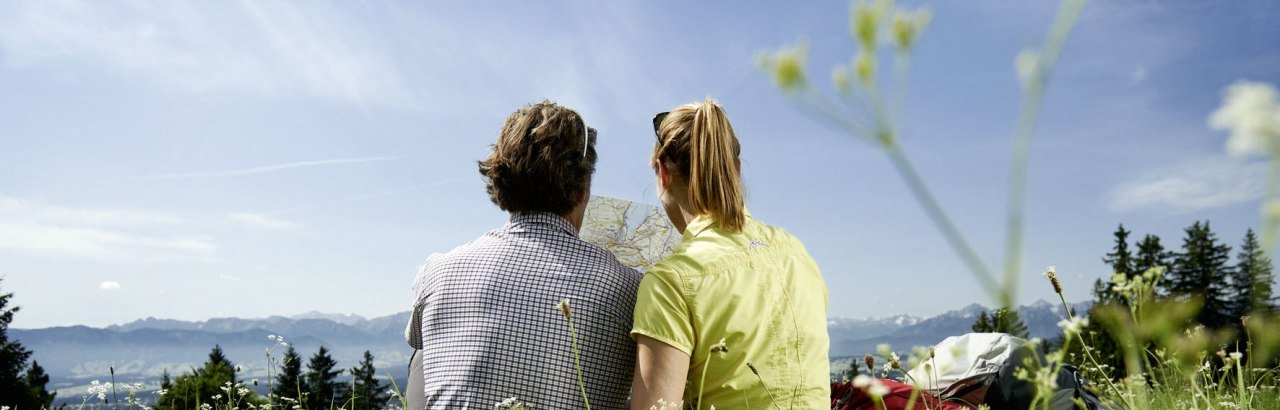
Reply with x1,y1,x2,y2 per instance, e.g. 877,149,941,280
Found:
1209,80,1280,157
1057,316,1088,334
1016,50,1041,87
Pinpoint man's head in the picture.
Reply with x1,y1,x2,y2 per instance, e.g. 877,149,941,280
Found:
478,100,597,223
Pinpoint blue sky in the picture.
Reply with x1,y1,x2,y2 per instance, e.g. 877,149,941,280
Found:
2,1,1278,328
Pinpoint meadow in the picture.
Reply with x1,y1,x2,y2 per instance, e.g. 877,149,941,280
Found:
15,0,1280,409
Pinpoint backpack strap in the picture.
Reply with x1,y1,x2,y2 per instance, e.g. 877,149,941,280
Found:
407,300,425,349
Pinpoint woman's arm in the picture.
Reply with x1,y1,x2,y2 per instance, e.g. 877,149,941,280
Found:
631,334,691,408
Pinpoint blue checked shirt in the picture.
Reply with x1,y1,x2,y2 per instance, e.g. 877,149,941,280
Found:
407,213,643,409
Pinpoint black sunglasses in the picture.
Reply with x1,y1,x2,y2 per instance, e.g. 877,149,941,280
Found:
652,111,669,140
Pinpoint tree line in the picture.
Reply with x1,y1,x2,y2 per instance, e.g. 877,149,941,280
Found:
0,279,56,409
157,344,391,410
973,222,1275,340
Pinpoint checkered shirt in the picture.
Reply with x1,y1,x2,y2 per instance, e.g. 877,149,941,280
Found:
407,212,643,409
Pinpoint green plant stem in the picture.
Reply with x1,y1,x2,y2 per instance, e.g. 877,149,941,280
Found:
1263,155,1280,255
697,355,713,410
999,0,1087,310
1055,292,1125,402
567,318,591,410
884,145,1000,295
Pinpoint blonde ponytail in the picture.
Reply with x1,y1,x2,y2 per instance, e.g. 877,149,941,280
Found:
653,97,745,233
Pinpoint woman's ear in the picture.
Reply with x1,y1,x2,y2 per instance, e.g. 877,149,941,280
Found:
657,161,671,189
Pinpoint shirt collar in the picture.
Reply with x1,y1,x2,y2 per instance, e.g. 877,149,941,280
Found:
682,207,752,240
510,212,579,237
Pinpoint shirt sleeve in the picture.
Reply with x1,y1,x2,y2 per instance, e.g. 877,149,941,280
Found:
630,268,695,355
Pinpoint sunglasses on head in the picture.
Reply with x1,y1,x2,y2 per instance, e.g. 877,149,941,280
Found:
652,111,669,140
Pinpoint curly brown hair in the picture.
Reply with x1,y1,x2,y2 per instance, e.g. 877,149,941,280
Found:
477,100,597,215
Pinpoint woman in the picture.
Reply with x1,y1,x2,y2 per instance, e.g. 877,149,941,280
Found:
630,98,831,409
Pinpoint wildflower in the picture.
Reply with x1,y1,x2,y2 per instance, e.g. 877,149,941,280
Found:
885,348,906,371
852,374,872,388
854,52,875,85
1058,316,1088,335
891,8,932,51
1015,50,1041,88
852,0,890,50
758,43,810,94
868,381,890,398
876,343,892,356
832,65,851,93
556,299,572,320
212,394,223,401
1043,266,1063,294
495,397,528,409
1208,80,1280,157
710,338,729,354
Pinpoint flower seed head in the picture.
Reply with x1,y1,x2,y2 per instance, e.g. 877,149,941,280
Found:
864,354,876,374
1044,266,1063,294
555,299,572,320
746,361,761,375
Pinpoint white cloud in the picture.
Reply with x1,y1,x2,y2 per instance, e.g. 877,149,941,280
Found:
226,213,298,231
0,197,216,261
0,0,413,106
100,281,120,290
0,196,184,227
1110,156,1265,213
140,157,395,180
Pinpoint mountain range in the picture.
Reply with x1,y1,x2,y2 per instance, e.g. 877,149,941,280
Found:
13,301,1088,401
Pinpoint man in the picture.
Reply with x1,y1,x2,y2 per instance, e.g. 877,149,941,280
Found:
406,101,642,409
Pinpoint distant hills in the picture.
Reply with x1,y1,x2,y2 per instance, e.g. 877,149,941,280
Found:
14,301,1087,402
827,299,1091,359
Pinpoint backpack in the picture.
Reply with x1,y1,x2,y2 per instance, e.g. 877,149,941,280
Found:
905,333,1112,410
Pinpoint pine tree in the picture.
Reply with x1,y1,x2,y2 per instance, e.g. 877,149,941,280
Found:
1103,224,1135,278
306,346,345,409
272,345,307,404
349,350,388,410
1234,229,1275,314
1134,234,1172,277
161,368,173,390
1163,221,1234,328
970,308,1029,338
160,346,239,409
0,281,34,407
24,360,55,408
972,310,993,333
0,279,53,409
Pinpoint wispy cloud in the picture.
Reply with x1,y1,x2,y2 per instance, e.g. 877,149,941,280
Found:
0,0,413,106
140,156,395,180
226,212,298,230
0,196,216,261
1110,156,1265,213
0,196,184,226
100,281,120,291
272,179,458,215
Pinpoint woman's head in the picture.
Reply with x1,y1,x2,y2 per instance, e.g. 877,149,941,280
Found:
652,97,745,233
478,100,597,215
